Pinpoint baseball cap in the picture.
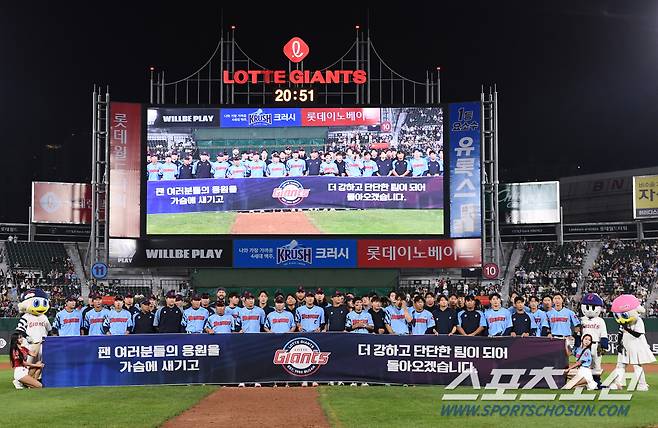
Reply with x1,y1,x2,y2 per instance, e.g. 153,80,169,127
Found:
333,290,343,297
201,293,210,299
215,299,226,307
175,294,183,301
315,288,324,294
243,291,254,299
165,290,176,299
191,294,201,301
274,296,285,304
233,156,240,161
66,295,77,302
125,293,133,299
296,286,305,293
216,287,226,292
141,300,151,306
305,291,315,297
299,147,305,151
114,295,124,301
149,294,157,300
201,151,209,156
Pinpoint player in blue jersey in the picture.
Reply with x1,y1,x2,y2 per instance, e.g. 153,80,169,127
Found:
528,295,549,336
265,296,296,333
345,152,363,177
225,292,241,322
409,295,437,335
295,291,325,332
361,152,378,177
546,292,580,338
212,152,230,178
146,154,161,181
286,151,306,177
410,149,429,177
237,291,265,333
320,153,339,176
181,295,209,334
266,153,287,177
159,154,178,180
248,152,267,178
83,294,109,336
227,157,248,178
103,295,133,335
53,296,82,336
204,300,235,334
384,292,412,335
484,293,513,336
345,296,374,334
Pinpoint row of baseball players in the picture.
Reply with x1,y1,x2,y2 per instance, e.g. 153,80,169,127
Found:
146,149,444,181
51,289,580,338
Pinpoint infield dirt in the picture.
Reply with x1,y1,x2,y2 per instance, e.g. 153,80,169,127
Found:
162,386,329,428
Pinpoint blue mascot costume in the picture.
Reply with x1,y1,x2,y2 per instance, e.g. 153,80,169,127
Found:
578,292,608,385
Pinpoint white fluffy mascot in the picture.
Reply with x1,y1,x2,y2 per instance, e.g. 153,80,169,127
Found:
15,288,52,363
610,294,656,391
579,292,608,384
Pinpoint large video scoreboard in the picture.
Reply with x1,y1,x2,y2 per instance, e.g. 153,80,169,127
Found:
108,103,482,269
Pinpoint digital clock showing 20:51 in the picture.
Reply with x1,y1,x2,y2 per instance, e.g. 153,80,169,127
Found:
274,88,315,102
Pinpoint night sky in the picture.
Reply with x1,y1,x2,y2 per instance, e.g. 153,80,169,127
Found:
1,1,657,222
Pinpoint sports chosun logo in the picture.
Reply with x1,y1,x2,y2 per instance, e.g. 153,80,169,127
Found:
273,337,331,377
271,180,310,206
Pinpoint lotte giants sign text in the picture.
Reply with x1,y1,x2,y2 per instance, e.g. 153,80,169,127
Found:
223,37,366,85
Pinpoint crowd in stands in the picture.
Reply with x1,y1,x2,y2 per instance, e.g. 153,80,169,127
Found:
584,240,658,317
0,273,18,317
512,241,587,309
88,279,153,303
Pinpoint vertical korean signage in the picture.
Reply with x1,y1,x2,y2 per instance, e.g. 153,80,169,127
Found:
633,175,658,219
109,103,141,237
449,102,482,238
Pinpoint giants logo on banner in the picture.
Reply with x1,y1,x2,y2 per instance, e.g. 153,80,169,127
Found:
357,239,482,268
109,102,141,238
31,182,92,224
449,102,482,238
273,337,331,377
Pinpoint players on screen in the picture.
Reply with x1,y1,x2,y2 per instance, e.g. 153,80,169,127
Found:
145,147,444,181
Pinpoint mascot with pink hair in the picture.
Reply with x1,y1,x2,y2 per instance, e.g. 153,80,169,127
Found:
610,294,656,391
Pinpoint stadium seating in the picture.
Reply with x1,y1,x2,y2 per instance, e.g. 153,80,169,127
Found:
512,241,587,308
5,241,69,273
583,239,658,317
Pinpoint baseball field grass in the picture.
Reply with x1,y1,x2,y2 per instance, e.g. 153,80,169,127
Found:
0,357,217,428
304,208,443,235
146,208,443,235
2,355,656,427
319,365,658,428
147,212,237,234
